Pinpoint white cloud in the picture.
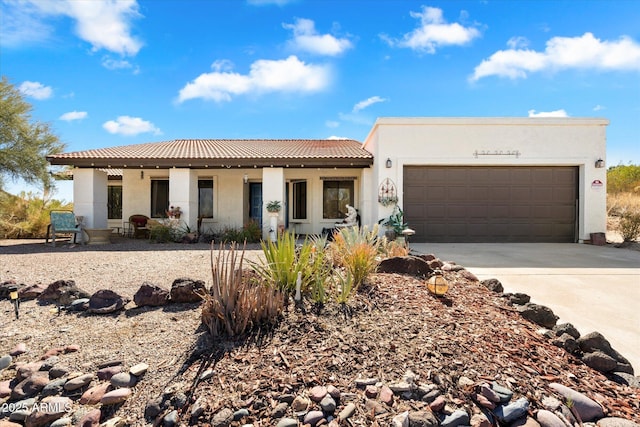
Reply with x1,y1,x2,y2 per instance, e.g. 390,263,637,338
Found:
384,6,480,53
325,120,340,128
527,109,569,118
471,32,640,81
19,81,53,100
101,56,135,70
507,36,529,50
178,55,331,103
327,135,351,140
353,96,387,112
103,116,161,136
283,18,352,56
59,111,88,121
3,0,142,56
593,105,605,111
0,1,53,47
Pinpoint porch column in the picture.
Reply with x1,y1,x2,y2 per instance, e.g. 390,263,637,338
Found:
73,169,108,228
169,168,198,230
262,167,285,240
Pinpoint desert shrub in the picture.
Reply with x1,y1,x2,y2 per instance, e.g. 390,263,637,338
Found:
607,164,640,194
329,225,380,289
220,226,244,243
607,192,640,217
242,220,262,243
618,211,640,242
148,223,175,243
253,231,313,296
308,235,332,308
379,237,409,258
332,269,355,305
0,190,72,238
201,242,284,337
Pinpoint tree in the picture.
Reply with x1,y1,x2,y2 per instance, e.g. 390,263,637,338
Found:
0,76,65,191
607,164,640,194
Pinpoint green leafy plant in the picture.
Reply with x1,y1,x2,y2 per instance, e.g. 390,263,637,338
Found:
253,231,313,296
329,225,380,290
379,206,408,235
332,268,355,305
379,237,410,258
242,219,262,243
148,222,176,243
308,234,332,310
266,200,282,213
200,242,284,337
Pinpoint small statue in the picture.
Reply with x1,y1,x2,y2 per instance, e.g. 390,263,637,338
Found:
336,204,358,228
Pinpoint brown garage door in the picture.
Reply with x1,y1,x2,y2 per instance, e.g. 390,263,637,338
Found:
403,166,577,243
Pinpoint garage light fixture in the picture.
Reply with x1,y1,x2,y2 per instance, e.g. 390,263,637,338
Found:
595,158,605,168
386,158,392,168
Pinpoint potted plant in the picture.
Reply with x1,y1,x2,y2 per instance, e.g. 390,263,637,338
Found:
266,200,282,214
166,206,182,219
378,206,408,241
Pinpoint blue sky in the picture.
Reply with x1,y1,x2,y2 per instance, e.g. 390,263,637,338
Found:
2,0,639,202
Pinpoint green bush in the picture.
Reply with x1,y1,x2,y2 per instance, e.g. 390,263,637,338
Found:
0,190,72,238
329,225,380,289
607,165,640,194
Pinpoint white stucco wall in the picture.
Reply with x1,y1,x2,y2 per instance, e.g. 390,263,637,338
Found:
363,117,609,241
73,169,108,229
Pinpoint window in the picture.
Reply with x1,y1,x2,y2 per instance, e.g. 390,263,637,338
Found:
150,180,169,218
292,180,307,220
107,185,122,219
323,180,354,219
198,179,214,218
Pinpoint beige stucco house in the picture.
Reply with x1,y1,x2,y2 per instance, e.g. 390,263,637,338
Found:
47,117,609,243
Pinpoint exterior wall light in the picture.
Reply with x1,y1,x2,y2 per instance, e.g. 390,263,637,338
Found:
243,173,249,184
140,170,144,179
386,158,392,168
595,159,605,168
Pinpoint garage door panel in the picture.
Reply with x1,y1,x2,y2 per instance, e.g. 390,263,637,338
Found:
404,166,576,242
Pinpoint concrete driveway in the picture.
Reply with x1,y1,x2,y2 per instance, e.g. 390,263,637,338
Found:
410,242,640,372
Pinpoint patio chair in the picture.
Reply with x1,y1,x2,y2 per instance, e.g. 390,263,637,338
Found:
46,210,83,247
129,214,151,239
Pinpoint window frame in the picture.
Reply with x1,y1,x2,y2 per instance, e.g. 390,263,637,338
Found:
107,184,122,220
291,180,307,220
198,179,214,219
322,179,355,219
150,179,169,218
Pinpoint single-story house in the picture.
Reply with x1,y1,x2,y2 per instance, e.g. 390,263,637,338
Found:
46,117,608,243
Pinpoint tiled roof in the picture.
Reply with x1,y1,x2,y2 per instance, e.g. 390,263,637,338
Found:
47,139,373,168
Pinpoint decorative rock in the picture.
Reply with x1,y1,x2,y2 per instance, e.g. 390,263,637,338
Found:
171,392,188,408
310,385,327,402
10,410,31,422
97,359,125,369
291,395,310,413
77,409,101,427
536,409,566,427
200,369,215,381
276,418,298,427
429,395,446,412
493,397,529,424
377,256,433,276
50,418,72,427
79,382,111,405
320,395,336,413
553,323,581,339
582,351,618,373
129,362,149,376
441,410,470,427
0,380,12,398
211,408,234,427
271,403,288,418
233,408,249,421
608,371,640,388
134,282,169,307
0,355,11,370
18,283,46,300
100,416,126,427
422,388,441,403
475,393,496,409
365,384,378,398
517,303,558,328
408,410,439,427
470,414,491,427
110,372,137,388
12,374,49,399
549,383,604,422
24,396,71,427
388,381,412,393
278,394,295,404
145,397,164,418
596,417,640,427
163,410,178,427
41,378,66,397
64,373,93,391
491,382,514,404
10,343,27,356
510,416,541,427
64,344,79,353
354,377,378,387
364,399,387,415
169,278,206,303
88,289,130,314
68,298,90,312
507,292,531,305
392,411,409,427
38,280,91,305
16,362,42,380
551,333,579,354
380,385,394,406
459,269,479,281
338,403,356,421
40,356,60,371
0,422,23,427
101,387,132,405
481,278,503,293
49,366,69,379
97,365,122,381
480,383,500,403
458,376,474,387
304,410,325,426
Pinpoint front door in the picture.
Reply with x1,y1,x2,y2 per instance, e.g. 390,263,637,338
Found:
249,183,262,227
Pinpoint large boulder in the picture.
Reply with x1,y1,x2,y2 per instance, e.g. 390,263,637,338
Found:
38,280,91,305
516,303,558,328
88,290,129,314
18,284,46,300
169,278,206,303
481,279,503,293
134,282,169,307
577,332,633,374
377,256,433,276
